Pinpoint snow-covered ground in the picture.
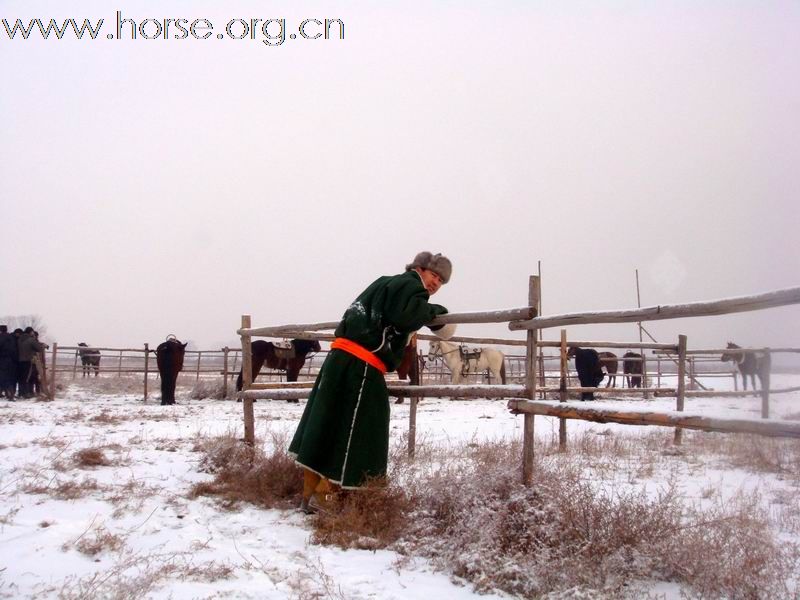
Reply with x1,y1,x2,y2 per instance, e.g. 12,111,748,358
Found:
1,375,798,598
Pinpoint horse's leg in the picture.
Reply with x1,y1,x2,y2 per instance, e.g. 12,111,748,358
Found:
741,371,748,391
285,360,301,403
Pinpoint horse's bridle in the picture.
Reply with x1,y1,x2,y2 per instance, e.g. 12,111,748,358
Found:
428,342,460,359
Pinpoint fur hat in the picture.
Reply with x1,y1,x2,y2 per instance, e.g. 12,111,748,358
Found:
429,323,457,340
406,251,452,284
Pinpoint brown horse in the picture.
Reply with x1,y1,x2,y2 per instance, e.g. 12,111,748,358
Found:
236,339,321,395
721,342,770,391
155,337,187,405
598,352,618,387
623,352,643,388
394,335,421,404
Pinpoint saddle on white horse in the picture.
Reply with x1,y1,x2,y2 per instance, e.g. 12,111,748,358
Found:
459,345,482,376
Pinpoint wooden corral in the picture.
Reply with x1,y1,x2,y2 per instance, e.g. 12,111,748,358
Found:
238,282,800,486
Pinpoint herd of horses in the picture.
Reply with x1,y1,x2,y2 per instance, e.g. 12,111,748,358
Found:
75,336,770,405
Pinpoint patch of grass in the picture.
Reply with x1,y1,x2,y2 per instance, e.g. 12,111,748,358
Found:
89,410,125,426
190,432,302,510
64,525,126,557
74,448,112,468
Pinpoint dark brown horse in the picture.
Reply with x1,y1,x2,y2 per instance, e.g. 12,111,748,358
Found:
598,352,618,387
156,337,187,405
236,339,321,393
77,342,101,377
721,342,770,391
394,336,421,404
623,352,643,388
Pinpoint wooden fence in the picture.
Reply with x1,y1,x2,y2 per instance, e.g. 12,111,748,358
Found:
237,282,800,486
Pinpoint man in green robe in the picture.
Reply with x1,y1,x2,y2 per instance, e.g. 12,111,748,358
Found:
289,252,454,511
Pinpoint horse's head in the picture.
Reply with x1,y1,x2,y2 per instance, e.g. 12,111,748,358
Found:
78,342,87,347
567,347,578,358
720,342,741,363
428,341,441,361
291,339,322,355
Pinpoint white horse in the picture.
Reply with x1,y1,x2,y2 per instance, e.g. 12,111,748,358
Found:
428,340,506,384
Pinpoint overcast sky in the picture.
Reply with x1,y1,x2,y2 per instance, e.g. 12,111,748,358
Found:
2,1,798,360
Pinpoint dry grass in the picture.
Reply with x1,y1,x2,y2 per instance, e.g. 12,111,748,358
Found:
69,376,147,395
189,432,303,510
73,448,112,468
307,434,799,599
189,379,233,400
56,550,234,599
310,480,412,550
63,524,126,557
88,410,125,426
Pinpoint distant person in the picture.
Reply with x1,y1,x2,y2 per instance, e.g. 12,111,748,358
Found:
0,325,18,400
17,327,46,398
289,251,455,513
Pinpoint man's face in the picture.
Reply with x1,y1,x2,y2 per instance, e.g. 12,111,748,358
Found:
417,268,443,295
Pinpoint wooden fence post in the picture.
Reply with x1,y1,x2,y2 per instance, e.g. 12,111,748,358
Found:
241,315,255,445
117,350,123,377
195,351,202,381
223,347,229,399
559,329,568,451
761,348,770,419
50,343,58,399
409,398,418,458
657,356,662,389
408,336,419,458
641,352,649,400
523,275,539,485
674,335,687,445
143,343,150,402
72,348,79,380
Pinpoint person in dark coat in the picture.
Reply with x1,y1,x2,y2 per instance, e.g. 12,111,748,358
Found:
568,346,605,401
17,327,46,398
0,325,18,400
289,252,454,513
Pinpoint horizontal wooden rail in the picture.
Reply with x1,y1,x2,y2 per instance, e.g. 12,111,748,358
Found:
510,285,800,331
654,347,800,355
240,383,528,401
685,386,800,397
507,400,800,438
538,387,676,394
59,346,147,353
248,381,315,390
538,340,677,350
239,307,537,337
416,334,527,346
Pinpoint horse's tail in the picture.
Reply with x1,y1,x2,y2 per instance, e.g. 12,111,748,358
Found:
500,361,506,385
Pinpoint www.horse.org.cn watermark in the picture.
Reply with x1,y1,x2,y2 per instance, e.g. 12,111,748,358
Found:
1,11,345,46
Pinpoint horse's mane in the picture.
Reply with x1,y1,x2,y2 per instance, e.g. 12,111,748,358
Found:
292,339,321,355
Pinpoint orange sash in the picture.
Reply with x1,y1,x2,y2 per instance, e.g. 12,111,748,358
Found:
330,338,387,374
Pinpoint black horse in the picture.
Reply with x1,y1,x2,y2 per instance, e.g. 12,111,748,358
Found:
568,347,604,400
236,339,321,396
721,342,770,391
155,337,187,405
77,342,101,377
623,352,643,388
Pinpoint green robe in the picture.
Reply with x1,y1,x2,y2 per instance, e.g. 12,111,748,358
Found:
289,270,447,488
